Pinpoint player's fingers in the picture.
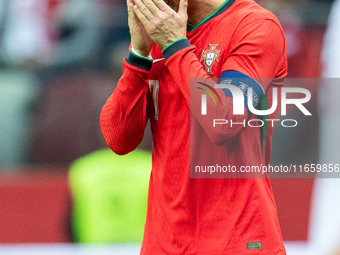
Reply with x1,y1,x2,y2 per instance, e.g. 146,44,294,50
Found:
152,0,171,12
129,2,138,20
128,1,134,21
134,0,154,20
128,0,139,22
141,0,160,16
177,0,188,19
133,5,151,28
128,2,139,33
127,0,131,18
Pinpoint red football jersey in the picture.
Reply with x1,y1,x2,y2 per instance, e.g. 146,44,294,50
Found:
100,0,287,254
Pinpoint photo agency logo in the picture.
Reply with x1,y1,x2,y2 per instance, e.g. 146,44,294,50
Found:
197,78,312,128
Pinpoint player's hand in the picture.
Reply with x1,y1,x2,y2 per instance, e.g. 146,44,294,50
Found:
132,0,188,49
128,0,154,57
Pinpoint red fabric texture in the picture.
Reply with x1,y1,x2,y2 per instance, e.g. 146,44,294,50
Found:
100,0,288,254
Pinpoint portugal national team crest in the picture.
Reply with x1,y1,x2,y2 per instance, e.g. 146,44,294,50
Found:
200,44,220,75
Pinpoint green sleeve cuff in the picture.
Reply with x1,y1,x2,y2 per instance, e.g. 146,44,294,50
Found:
130,48,153,62
162,38,191,61
126,51,152,71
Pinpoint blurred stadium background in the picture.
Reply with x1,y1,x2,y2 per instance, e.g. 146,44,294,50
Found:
0,0,338,254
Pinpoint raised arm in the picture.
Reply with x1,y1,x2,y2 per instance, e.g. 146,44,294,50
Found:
100,0,154,155
131,0,286,145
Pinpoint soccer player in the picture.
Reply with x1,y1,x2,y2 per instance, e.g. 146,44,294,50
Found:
100,0,287,254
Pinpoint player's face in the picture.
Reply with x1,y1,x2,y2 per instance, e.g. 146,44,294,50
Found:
164,0,180,12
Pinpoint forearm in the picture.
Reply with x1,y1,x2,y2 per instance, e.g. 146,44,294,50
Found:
100,54,151,155
163,38,209,104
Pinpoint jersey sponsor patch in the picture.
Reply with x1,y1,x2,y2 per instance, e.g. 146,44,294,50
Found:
247,242,263,250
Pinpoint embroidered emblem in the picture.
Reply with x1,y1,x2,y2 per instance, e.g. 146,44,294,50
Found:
200,44,221,75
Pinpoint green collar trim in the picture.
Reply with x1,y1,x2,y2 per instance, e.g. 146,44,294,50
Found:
187,0,235,32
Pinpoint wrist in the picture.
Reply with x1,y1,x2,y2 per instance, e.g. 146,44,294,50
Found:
162,37,188,52
162,37,191,61
131,47,152,60
126,48,153,71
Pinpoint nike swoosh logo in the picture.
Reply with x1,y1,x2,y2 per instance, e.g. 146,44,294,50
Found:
153,58,165,63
